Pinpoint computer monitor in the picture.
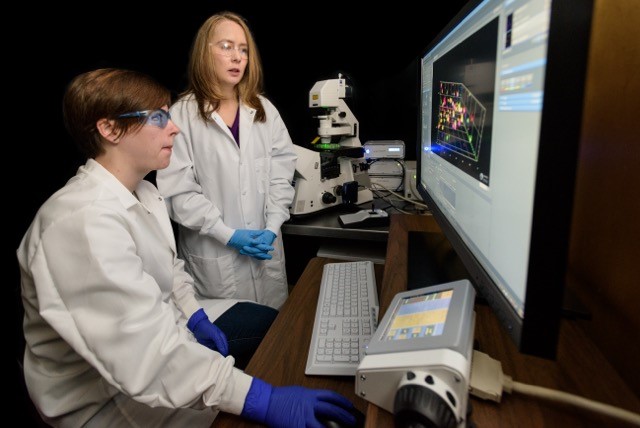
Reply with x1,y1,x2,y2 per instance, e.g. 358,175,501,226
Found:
416,0,593,359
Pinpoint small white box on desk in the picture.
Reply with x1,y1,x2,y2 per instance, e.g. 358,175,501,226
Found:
363,140,405,159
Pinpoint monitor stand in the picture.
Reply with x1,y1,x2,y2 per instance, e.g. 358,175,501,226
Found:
406,231,469,290
407,232,591,320
562,286,591,320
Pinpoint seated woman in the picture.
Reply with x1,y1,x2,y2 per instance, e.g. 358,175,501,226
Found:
17,68,356,427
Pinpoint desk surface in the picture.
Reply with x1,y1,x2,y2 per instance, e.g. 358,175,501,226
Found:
216,214,640,427
282,200,389,242
215,257,382,426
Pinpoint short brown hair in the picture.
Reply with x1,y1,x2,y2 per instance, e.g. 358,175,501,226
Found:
63,68,171,159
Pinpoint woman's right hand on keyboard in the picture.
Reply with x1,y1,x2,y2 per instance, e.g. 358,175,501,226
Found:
241,378,357,427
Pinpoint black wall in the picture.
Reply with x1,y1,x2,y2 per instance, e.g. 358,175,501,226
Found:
11,1,468,420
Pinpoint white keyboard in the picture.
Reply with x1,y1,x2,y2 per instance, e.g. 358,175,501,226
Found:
305,261,379,376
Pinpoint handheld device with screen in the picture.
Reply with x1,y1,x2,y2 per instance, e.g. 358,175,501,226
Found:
356,280,476,427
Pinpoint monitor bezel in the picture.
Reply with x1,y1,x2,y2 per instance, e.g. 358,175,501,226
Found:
416,0,594,359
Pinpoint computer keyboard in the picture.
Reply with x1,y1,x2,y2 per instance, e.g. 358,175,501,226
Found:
305,260,379,376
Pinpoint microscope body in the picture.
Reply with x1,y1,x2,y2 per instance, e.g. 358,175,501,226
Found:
290,75,373,216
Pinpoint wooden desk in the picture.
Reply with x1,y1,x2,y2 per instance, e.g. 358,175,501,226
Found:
214,257,384,426
215,214,640,427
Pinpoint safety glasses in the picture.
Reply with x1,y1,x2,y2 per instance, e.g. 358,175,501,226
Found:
117,109,171,129
210,41,249,59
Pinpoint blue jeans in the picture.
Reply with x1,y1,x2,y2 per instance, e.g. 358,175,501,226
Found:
213,302,278,369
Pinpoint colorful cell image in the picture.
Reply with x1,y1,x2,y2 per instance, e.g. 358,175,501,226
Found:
436,81,486,163
430,17,499,186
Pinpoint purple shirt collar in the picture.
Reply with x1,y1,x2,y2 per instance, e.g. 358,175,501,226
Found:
229,107,240,145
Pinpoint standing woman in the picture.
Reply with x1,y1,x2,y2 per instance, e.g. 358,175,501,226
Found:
157,11,297,309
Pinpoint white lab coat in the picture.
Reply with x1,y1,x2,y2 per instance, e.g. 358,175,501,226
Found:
156,94,297,309
18,160,252,427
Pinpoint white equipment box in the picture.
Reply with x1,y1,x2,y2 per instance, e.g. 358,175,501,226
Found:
363,140,405,159
364,141,405,192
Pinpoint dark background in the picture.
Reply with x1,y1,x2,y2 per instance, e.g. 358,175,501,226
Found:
11,1,469,421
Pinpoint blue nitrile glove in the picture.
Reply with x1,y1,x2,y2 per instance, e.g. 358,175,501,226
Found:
255,230,277,247
239,246,273,260
227,229,261,252
241,378,356,428
187,308,229,356
238,230,276,260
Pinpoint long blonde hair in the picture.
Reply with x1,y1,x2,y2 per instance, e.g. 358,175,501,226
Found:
185,11,266,123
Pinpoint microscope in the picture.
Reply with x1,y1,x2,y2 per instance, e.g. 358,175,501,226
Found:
290,74,373,216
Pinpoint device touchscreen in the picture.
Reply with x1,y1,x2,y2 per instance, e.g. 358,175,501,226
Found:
381,289,453,341
365,279,475,356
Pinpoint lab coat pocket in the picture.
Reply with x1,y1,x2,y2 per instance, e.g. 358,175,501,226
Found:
259,256,286,282
258,257,288,309
255,157,270,194
186,252,237,299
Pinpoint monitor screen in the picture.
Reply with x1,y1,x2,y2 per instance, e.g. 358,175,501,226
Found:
416,0,593,358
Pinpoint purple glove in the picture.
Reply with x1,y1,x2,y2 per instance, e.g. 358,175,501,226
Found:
187,308,229,356
241,378,356,427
